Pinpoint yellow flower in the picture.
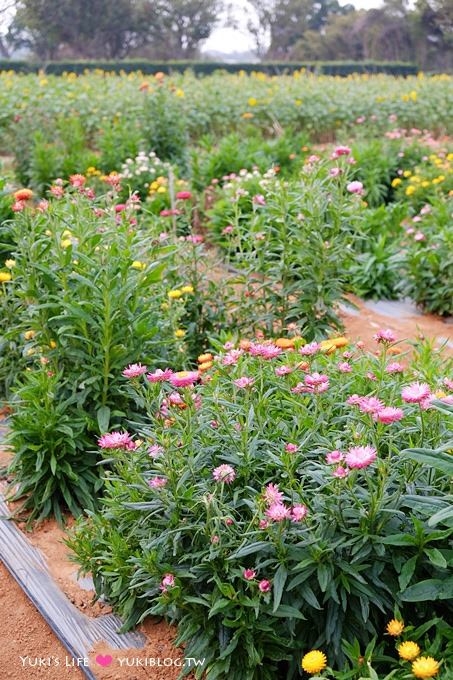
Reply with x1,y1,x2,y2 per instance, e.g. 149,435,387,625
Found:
198,360,213,372
49,340,57,349
391,178,402,187
295,99,302,106
157,186,167,193
242,112,254,119
160,302,169,311
175,329,186,338
248,97,257,106
168,289,183,299
181,285,194,294
0,272,12,282
175,88,185,97
131,261,146,270
411,656,440,678
403,170,412,178
406,186,416,196
5,259,16,268
301,650,327,674
386,619,405,636
24,330,35,340
61,239,72,249
398,641,421,661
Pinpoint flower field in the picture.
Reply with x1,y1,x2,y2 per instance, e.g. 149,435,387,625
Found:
0,69,452,680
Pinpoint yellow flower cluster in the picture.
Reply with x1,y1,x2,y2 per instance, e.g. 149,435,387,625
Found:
386,620,441,678
149,176,167,196
168,285,194,299
86,166,102,177
393,152,452,197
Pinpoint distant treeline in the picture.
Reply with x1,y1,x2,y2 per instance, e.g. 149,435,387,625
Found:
0,60,419,77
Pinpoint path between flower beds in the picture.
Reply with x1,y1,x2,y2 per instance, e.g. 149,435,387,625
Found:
0,299,451,679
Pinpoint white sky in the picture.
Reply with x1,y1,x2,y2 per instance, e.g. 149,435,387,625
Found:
203,0,384,53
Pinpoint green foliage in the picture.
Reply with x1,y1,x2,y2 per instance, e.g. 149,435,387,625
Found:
0,60,419,76
3,188,180,517
400,198,453,316
68,338,453,677
7,368,102,523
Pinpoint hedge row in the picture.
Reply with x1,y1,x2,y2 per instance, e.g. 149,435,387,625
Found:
0,60,418,77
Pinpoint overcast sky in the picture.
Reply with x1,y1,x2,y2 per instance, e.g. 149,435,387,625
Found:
202,0,383,53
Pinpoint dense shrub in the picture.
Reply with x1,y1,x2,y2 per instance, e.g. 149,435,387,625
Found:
69,335,453,678
4,186,182,519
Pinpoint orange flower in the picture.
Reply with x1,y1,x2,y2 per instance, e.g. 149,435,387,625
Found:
239,339,251,350
154,71,165,81
198,361,213,373
139,81,150,91
13,188,33,201
198,353,213,363
275,338,294,349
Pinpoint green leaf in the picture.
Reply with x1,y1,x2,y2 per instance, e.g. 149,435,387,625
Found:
272,565,287,613
96,405,111,433
398,555,417,591
401,447,453,475
402,577,453,602
425,548,447,569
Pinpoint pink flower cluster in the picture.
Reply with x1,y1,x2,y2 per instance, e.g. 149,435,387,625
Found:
326,445,377,473
292,372,329,394
249,343,282,359
374,328,397,344
212,464,236,484
263,483,307,523
98,431,136,450
347,394,404,424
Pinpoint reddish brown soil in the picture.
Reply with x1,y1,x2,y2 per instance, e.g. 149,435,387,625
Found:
0,298,451,678
341,295,452,354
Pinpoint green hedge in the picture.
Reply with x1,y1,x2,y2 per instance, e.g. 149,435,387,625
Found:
0,60,418,77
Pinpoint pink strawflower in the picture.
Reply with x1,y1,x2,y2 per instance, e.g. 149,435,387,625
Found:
148,444,163,458
308,155,320,163
223,341,235,350
358,396,385,414
122,362,147,378
347,394,361,405
50,185,64,198
259,579,271,593
169,371,199,387
98,431,135,450
115,203,127,213
347,181,364,195
402,381,431,404
149,476,168,488
333,465,349,478
291,382,309,394
213,464,236,484
329,167,342,177
285,443,299,453
264,483,284,506
443,378,453,391
12,200,25,212
222,225,234,235
222,349,243,365
233,376,255,389
147,368,174,382
249,343,282,359
386,362,404,374
266,502,291,522
211,535,220,544
37,199,49,212
356,341,365,349
275,365,292,376
345,445,377,469
414,232,426,242
225,517,234,526
299,342,320,356
210,420,219,428
331,145,351,158
243,569,256,580
326,450,343,464
338,362,352,373
253,194,266,206
366,371,377,381
374,328,396,344
176,191,192,200
160,573,175,593
69,174,86,188
375,407,404,424
305,372,329,393
291,504,308,522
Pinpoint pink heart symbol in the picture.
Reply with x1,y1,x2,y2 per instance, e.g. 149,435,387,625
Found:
95,654,113,667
